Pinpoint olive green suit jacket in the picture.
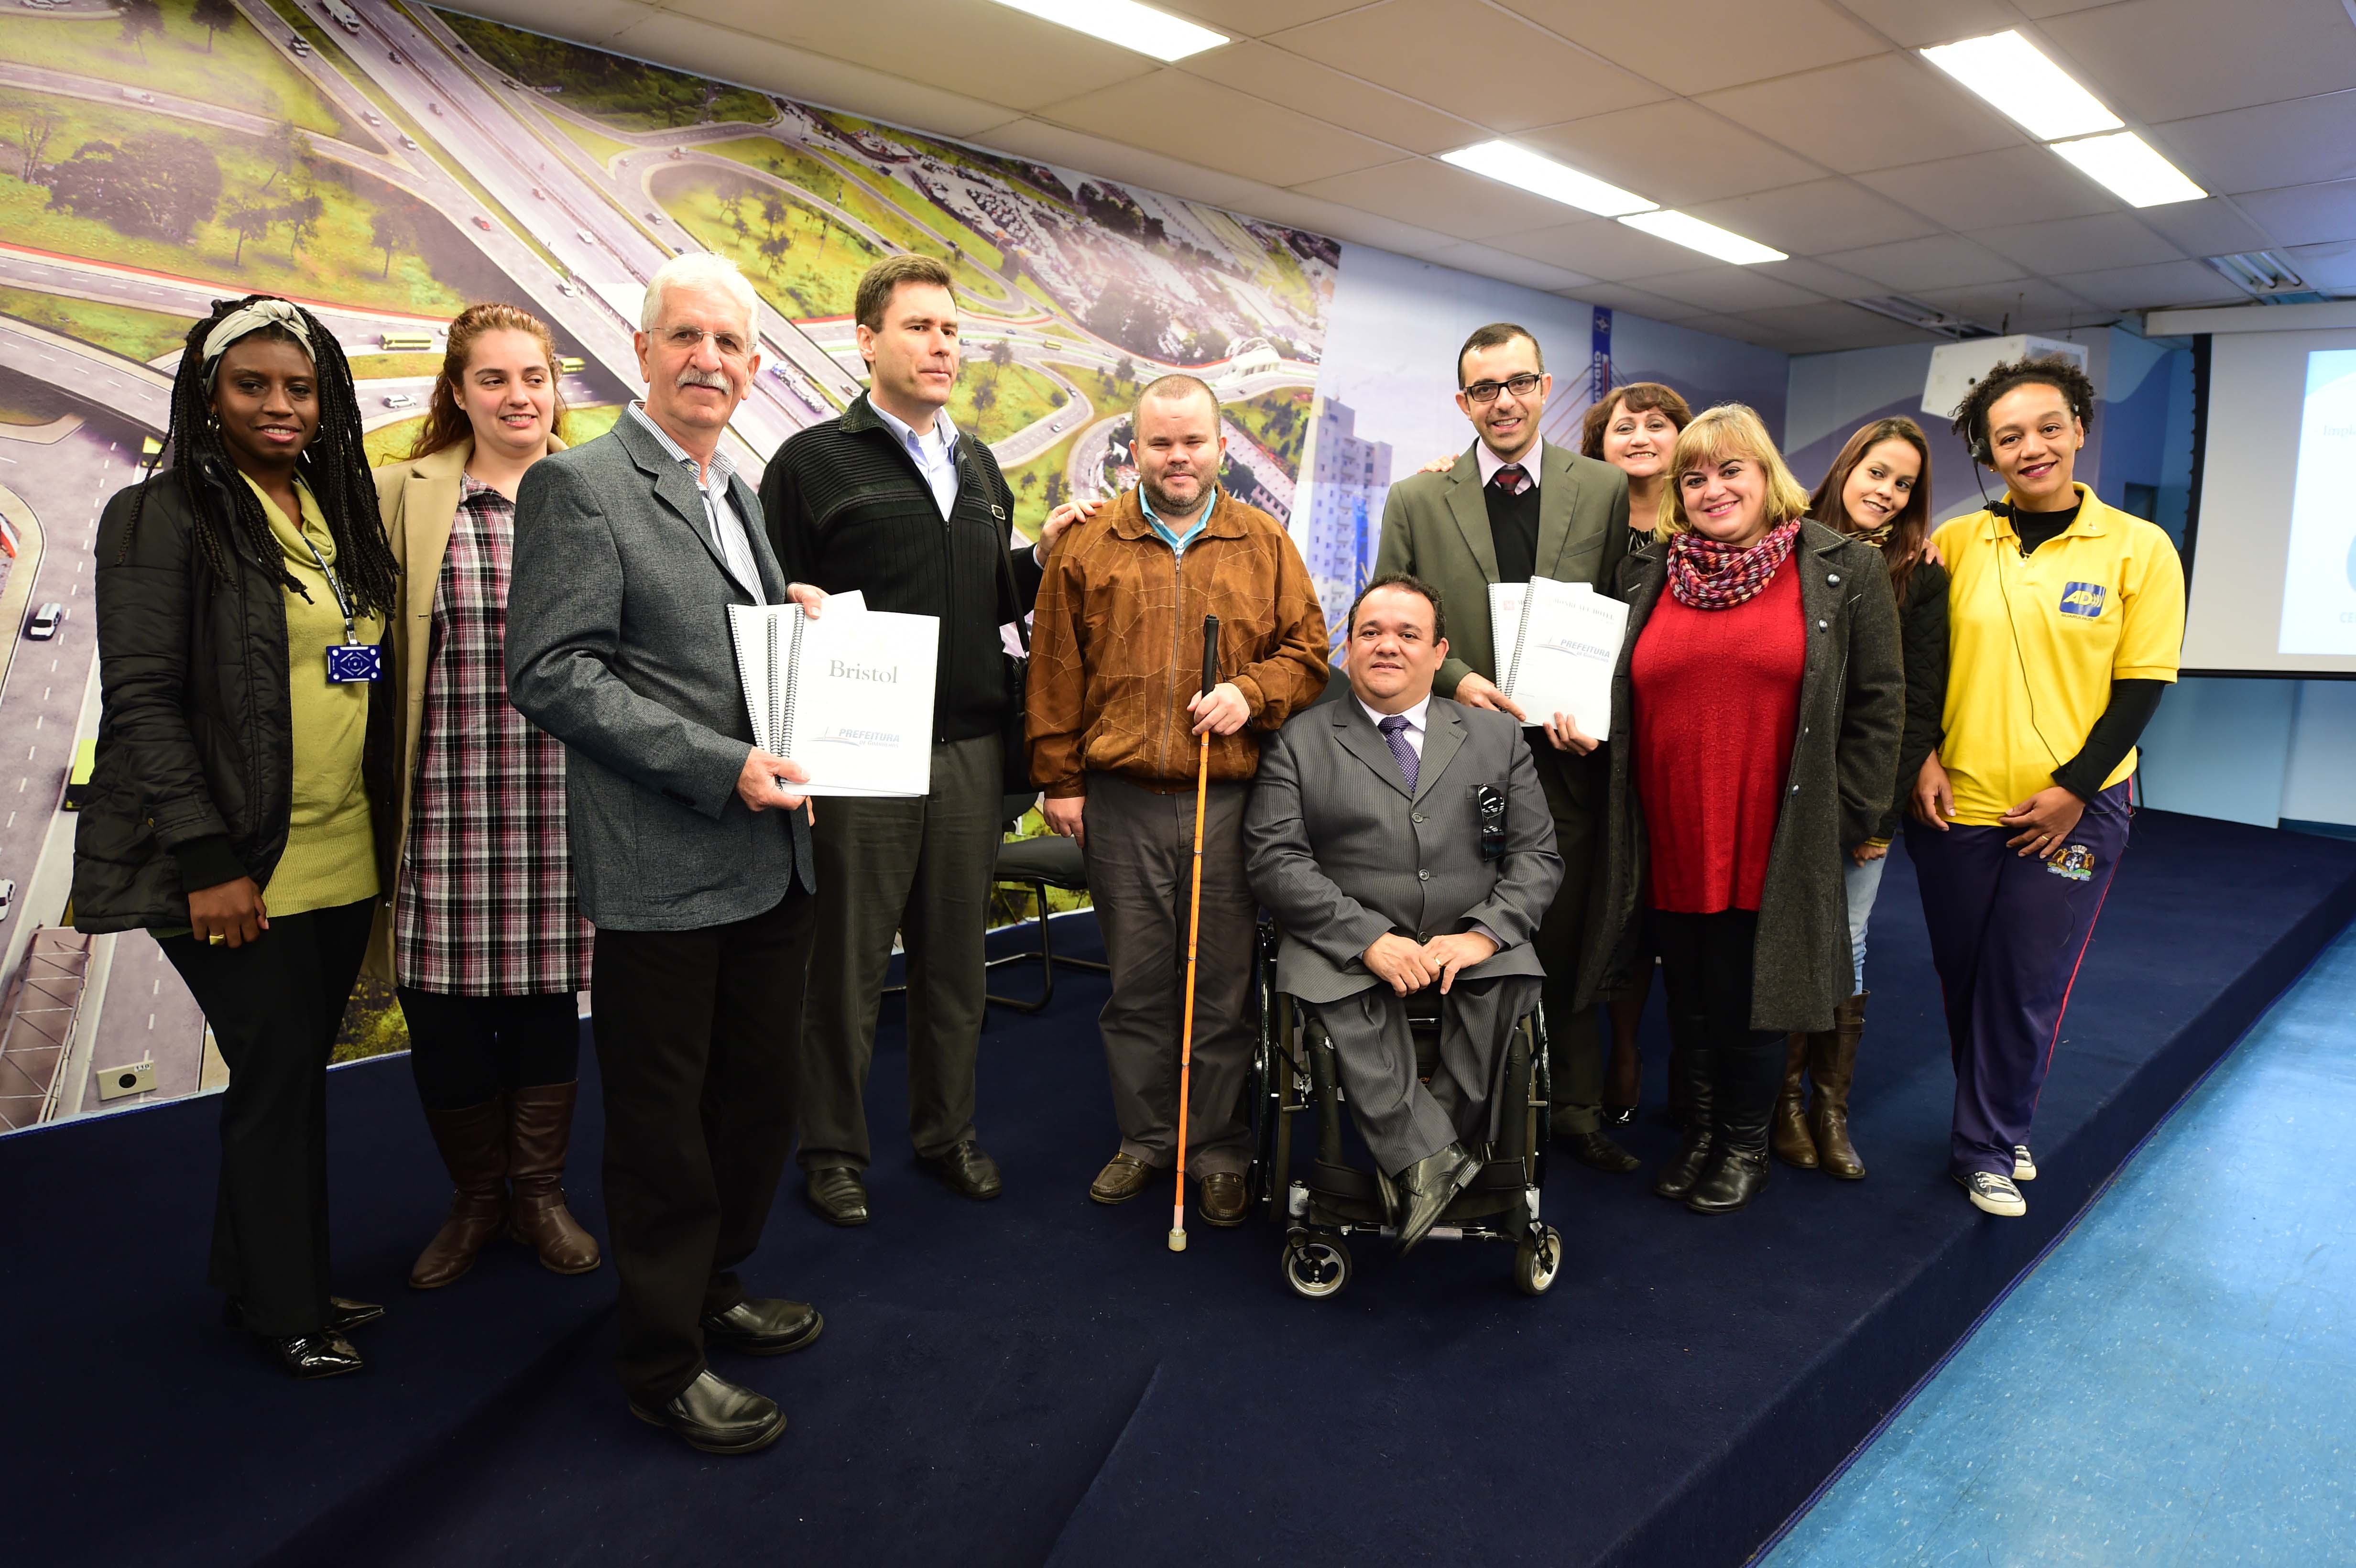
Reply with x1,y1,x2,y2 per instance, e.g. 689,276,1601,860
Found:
1370,439,1633,698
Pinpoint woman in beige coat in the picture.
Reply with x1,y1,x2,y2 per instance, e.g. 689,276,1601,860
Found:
373,304,599,1288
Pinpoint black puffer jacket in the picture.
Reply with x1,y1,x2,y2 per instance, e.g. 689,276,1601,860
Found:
1876,555,1949,842
71,458,396,933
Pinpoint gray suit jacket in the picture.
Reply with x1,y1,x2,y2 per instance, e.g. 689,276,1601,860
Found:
506,414,815,932
1243,694,1562,1005
1371,439,1631,699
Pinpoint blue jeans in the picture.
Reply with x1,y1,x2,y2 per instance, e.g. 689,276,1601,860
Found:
1843,852,1887,995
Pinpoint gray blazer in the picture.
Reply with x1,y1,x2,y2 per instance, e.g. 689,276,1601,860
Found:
1371,439,1631,698
1244,694,1563,1005
506,414,815,932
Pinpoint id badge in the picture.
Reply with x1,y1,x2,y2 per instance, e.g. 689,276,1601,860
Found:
326,642,384,684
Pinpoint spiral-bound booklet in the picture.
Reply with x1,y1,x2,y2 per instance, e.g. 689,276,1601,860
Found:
727,600,940,796
1488,576,1628,738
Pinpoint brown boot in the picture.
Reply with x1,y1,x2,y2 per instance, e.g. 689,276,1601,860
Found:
1809,992,1868,1181
506,1082,602,1274
1771,1033,1818,1168
411,1099,510,1289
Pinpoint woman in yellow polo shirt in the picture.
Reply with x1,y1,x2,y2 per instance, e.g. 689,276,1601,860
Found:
1910,355,2185,1220
76,296,400,1378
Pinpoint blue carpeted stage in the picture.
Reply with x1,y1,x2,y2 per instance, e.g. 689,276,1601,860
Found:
4,810,2353,1568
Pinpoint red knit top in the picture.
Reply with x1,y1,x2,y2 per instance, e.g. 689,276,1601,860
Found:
1631,559,1805,914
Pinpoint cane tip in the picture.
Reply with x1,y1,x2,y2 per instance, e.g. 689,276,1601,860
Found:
1167,1228,1188,1252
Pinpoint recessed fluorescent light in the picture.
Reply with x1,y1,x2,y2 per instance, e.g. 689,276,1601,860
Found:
2050,131,2206,208
1439,140,1655,218
983,0,1227,61
1920,30,2123,142
1618,210,1787,266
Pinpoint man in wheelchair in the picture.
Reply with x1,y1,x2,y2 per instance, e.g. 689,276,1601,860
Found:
1243,574,1563,1251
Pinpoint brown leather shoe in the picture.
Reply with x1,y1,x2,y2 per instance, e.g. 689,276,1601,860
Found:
1197,1171,1249,1227
506,1082,602,1274
1772,1034,1819,1169
1809,991,1868,1180
1089,1152,1157,1205
410,1098,509,1289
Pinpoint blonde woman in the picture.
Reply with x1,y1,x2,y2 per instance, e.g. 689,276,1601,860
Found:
1580,405,1902,1215
373,304,598,1288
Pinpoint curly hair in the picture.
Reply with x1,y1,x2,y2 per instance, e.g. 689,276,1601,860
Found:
126,294,400,618
406,301,571,462
1580,381,1692,460
1948,353,2096,463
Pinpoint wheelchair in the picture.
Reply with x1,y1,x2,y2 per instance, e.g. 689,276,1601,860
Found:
1246,920,1563,1302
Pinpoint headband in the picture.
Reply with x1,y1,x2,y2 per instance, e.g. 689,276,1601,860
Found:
201,299,315,391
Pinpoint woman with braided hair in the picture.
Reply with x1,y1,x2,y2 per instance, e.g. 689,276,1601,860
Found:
74,294,400,1379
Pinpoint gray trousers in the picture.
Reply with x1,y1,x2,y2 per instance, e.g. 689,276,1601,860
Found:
1082,770,1255,1178
797,732,1002,1172
1532,740,1608,1132
1311,973,1542,1176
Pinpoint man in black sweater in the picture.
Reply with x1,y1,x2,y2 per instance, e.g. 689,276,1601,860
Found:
760,255,1075,1226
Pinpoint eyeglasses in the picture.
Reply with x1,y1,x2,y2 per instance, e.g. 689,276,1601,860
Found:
657,325,752,361
1461,372,1543,404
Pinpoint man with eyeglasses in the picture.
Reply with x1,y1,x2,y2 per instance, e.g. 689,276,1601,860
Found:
1371,321,1640,1174
760,254,1078,1228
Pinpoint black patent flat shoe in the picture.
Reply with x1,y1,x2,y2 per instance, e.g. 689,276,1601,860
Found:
224,1296,384,1335
270,1331,365,1380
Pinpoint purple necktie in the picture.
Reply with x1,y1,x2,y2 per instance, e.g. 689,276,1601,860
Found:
1379,714,1418,793
1492,463,1529,496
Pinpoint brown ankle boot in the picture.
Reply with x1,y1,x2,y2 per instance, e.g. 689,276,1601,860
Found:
1809,991,1868,1180
412,1099,509,1289
506,1082,601,1274
1771,1033,1818,1168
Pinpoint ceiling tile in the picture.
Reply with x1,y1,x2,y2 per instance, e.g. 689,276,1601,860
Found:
1696,52,2020,174
1682,178,1941,254
2228,182,2356,250
2039,0,2356,123
1179,42,1486,154
1854,145,2121,231
1411,240,1600,293
1738,302,1939,352
1835,0,2018,48
1819,234,2026,290
1037,70,1399,187
1970,212,2185,275
1158,0,1368,36
1516,101,1824,208
664,0,1163,113
2049,260,2245,311
1484,218,1734,281
2154,92,2356,195
1291,159,1587,238
1501,0,1889,96
1748,256,1883,298
1639,265,1826,313
1556,281,1715,322
1270,0,1669,133
1902,277,2111,332
2287,240,2356,292
2128,198,2278,260
1676,313,1792,350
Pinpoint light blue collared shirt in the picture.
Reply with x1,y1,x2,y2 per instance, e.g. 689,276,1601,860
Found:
1139,486,1218,557
870,398,961,520
628,402,765,602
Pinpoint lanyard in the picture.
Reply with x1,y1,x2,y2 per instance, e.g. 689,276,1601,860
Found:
294,519,361,646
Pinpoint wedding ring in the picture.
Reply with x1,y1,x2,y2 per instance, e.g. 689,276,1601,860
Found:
207,933,225,945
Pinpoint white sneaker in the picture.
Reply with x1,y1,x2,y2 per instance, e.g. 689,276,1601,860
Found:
1958,1170,2027,1217
2013,1145,2037,1182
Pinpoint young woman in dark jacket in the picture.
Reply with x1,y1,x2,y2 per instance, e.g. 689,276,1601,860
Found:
1579,404,1902,1215
73,296,401,1379
1774,418,1948,1180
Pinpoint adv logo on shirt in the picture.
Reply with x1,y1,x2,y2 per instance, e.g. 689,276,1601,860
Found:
2059,581,2106,618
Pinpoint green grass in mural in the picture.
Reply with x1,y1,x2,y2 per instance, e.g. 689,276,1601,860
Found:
0,0,349,138
997,428,1082,543
548,112,631,167
944,357,1062,450
565,403,621,444
333,975,408,1062
1225,385,1311,475
657,166,884,322
0,88,469,316
0,283,197,363
437,11,771,132
805,147,1008,278
0,366,74,426
346,350,444,380
989,807,1089,924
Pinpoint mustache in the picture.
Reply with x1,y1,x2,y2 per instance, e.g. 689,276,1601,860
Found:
674,368,731,392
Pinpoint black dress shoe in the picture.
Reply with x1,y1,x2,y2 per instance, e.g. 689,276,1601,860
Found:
1394,1142,1480,1253
702,1297,824,1357
270,1332,365,1380
225,1296,384,1335
918,1140,1003,1200
630,1369,785,1455
1560,1128,1642,1173
805,1166,870,1226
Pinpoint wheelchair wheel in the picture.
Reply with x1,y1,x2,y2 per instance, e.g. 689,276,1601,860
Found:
1281,1230,1351,1300
1513,1224,1561,1297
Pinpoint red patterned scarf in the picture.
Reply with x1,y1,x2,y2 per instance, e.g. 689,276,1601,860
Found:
1666,519,1801,610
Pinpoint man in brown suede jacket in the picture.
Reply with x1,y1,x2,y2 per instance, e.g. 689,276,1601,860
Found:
1027,374,1328,1225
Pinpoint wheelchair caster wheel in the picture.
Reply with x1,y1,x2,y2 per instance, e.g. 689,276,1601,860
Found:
1282,1231,1350,1300
1513,1224,1561,1297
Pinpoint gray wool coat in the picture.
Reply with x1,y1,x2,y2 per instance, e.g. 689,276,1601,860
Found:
1574,520,1904,1034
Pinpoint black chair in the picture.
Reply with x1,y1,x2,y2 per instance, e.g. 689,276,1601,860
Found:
983,792,1106,1013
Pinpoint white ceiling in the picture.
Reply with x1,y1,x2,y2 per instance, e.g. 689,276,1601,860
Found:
451,0,2356,354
